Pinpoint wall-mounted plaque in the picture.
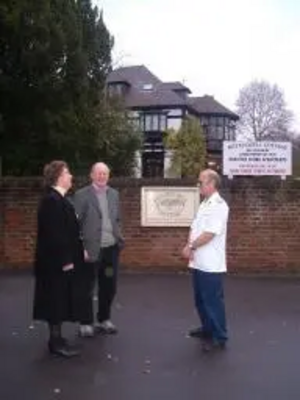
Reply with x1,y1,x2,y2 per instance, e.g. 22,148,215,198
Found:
141,187,200,227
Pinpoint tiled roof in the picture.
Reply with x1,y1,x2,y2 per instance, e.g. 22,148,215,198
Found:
125,86,187,109
107,65,238,117
160,82,191,93
188,96,239,119
107,65,160,85
107,65,187,108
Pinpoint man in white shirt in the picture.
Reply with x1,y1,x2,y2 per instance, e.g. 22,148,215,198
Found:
182,169,229,352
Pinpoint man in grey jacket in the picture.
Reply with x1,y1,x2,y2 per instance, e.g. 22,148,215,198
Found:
73,162,124,337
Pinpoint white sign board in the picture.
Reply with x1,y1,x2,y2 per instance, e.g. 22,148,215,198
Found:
223,141,292,176
141,187,199,227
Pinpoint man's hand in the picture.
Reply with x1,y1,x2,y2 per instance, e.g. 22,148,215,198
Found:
182,244,194,261
63,263,74,272
84,250,89,261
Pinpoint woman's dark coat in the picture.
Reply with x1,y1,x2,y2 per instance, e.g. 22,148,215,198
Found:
33,188,84,324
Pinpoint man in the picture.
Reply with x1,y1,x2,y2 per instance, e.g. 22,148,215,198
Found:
182,169,229,352
33,160,84,358
73,162,123,337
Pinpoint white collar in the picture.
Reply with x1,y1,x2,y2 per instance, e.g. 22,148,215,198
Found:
202,191,220,205
53,186,67,197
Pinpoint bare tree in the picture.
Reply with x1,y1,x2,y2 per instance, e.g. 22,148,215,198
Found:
236,80,293,141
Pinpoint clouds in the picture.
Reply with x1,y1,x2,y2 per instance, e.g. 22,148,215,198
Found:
97,0,300,129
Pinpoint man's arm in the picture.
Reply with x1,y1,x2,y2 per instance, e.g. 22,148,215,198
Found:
189,204,225,250
73,190,86,222
189,232,215,250
116,191,121,224
115,190,125,244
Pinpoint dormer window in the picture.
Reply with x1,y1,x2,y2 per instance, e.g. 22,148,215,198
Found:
107,82,129,97
142,83,154,92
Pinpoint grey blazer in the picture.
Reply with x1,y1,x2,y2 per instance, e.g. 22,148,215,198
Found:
72,185,124,262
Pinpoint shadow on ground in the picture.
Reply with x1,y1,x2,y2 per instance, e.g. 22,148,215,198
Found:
1,273,300,400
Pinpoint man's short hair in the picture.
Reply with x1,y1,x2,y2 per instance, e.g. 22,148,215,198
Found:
90,162,110,174
43,160,68,187
202,169,221,189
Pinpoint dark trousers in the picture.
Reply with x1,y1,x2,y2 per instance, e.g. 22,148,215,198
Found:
78,263,95,325
79,245,119,325
192,269,228,344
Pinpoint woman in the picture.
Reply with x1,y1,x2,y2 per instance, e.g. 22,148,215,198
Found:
33,160,84,358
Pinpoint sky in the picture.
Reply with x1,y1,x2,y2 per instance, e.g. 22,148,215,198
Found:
96,0,300,130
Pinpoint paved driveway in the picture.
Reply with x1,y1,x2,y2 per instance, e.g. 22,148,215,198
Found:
1,273,300,400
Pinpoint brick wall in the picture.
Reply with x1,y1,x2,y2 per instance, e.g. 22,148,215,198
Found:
0,177,300,273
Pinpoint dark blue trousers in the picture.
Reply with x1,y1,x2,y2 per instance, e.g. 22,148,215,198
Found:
192,269,228,344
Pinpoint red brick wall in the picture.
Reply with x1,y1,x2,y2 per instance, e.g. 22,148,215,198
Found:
0,177,299,273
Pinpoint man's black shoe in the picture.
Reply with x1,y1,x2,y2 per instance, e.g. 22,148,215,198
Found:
48,340,80,358
202,340,226,353
188,327,212,340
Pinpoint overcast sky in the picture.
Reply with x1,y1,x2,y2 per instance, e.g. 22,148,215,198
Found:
96,0,300,130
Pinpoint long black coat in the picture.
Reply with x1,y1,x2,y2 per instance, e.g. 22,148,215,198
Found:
33,188,84,324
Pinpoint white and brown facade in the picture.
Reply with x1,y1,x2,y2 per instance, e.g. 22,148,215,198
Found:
107,65,239,177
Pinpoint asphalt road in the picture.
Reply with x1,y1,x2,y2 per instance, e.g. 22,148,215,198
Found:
1,272,300,400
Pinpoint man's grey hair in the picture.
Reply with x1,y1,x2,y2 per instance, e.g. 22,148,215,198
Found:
90,162,110,174
202,168,221,189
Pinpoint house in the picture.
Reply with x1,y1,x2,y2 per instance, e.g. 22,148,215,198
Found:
107,65,239,177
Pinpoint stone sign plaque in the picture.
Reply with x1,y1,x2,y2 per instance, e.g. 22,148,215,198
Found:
141,187,200,227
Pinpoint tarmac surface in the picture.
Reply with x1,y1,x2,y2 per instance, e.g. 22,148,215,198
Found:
1,272,300,400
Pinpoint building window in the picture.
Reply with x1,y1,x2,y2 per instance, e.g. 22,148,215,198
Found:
145,114,152,131
210,116,217,126
224,119,236,140
225,128,236,141
107,83,125,97
167,118,182,131
167,109,182,117
217,117,224,126
160,114,167,131
200,117,209,127
152,115,159,131
216,126,223,139
141,113,167,132
142,83,154,92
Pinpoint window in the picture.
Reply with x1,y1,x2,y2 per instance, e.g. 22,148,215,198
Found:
168,109,182,117
160,114,167,130
217,117,224,126
216,126,224,139
107,83,124,97
167,118,182,131
145,114,152,131
225,126,236,141
201,117,208,126
142,83,154,91
141,113,166,132
152,115,159,131
207,125,223,140
210,116,217,126
224,119,236,140
207,140,222,151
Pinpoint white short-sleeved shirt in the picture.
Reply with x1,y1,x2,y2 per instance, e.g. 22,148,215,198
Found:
189,192,229,273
